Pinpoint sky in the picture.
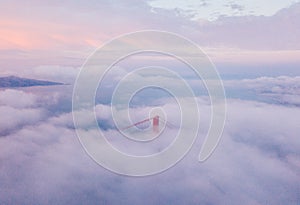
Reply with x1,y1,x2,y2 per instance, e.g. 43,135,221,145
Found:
0,0,300,204
149,0,300,20
0,0,300,72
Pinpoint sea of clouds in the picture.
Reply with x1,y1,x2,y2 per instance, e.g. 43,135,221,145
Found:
0,67,300,205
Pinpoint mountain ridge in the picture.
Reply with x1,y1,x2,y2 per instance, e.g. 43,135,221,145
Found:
0,75,64,88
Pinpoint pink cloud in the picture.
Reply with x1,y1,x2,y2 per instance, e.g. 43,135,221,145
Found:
0,1,299,72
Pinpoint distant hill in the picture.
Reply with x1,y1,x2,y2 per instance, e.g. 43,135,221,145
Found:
0,76,64,88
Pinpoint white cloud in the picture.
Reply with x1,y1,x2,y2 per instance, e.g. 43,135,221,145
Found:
1,71,300,204
0,90,300,204
0,106,46,135
0,88,70,135
225,76,300,106
0,89,37,108
148,0,299,20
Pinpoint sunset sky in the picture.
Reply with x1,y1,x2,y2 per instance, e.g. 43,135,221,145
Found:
1,0,300,71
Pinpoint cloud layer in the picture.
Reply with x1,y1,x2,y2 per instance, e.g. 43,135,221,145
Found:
0,77,299,204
